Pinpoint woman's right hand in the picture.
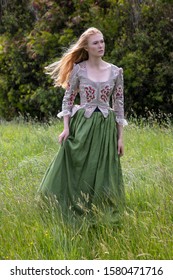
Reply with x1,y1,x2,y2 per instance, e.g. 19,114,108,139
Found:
58,128,69,144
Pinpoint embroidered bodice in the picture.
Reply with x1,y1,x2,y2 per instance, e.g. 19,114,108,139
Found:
57,61,127,126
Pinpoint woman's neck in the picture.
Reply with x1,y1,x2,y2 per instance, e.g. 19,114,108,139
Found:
87,57,104,68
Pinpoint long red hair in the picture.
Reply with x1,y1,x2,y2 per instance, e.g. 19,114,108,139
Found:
45,27,103,88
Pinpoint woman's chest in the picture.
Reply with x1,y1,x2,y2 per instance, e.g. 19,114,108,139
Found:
78,77,115,103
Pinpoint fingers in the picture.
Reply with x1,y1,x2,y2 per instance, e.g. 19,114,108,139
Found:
58,132,69,144
118,145,124,157
118,149,122,156
58,135,63,144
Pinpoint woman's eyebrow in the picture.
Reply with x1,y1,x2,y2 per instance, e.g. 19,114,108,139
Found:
92,39,104,43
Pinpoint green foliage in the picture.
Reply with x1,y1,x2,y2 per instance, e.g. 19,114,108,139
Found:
0,0,173,120
108,0,173,117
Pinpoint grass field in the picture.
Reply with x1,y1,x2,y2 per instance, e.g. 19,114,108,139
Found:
0,118,173,260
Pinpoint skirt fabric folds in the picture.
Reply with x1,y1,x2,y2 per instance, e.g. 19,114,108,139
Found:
39,109,124,218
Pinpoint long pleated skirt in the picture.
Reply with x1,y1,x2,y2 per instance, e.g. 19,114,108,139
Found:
38,109,124,219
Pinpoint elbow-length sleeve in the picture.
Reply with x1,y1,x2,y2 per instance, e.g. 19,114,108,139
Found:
112,68,127,126
57,64,79,118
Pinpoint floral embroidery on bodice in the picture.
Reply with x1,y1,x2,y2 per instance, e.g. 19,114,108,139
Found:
100,85,111,102
57,61,127,126
85,86,96,102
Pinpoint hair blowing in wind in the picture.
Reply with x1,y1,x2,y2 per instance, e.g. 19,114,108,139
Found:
44,27,103,88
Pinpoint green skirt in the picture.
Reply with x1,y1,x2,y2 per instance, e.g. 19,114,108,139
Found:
38,109,124,218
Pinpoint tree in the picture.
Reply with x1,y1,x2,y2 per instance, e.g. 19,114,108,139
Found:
0,0,172,120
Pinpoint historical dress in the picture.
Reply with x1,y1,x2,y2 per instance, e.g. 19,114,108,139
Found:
38,61,127,219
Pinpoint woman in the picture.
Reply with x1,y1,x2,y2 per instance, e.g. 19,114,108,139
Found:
39,27,127,219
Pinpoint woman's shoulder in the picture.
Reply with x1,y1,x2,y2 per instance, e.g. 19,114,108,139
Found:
71,61,86,75
109,64,123,78
76,61,86,69
111,63,123,72
71,63,82,75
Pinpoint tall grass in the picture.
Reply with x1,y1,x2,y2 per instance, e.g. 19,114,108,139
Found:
0,118,173,260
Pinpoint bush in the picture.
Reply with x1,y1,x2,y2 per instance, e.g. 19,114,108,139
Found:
0,0,172,120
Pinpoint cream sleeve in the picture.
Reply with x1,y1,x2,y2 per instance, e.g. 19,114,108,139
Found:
112,68,127,126
57,64,80,118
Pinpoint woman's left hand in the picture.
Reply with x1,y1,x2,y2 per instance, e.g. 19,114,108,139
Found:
117,138,124,157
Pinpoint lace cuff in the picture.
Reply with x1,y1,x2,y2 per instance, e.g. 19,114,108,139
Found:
116,117,128,126
57,110,71,118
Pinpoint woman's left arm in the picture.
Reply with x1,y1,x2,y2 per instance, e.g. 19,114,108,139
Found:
112,67,127,156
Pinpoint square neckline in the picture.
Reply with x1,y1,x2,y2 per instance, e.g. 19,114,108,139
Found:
82,61,113,84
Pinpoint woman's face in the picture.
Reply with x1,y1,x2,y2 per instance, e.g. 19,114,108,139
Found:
86,33,105,58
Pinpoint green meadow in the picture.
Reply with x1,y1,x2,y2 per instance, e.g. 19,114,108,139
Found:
0,118,173,260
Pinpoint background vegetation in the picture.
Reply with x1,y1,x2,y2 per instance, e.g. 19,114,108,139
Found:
0,118,173,259
0,0,173,120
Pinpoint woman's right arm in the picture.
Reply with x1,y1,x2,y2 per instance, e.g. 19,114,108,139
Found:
58,115,70,144
58,64,79,144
